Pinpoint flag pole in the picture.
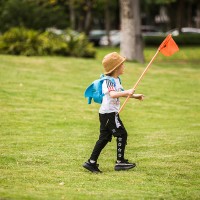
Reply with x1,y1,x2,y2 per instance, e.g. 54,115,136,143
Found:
118,49,160,114
117,34,179,115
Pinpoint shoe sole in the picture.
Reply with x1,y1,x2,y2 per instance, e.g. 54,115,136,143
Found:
83,163,102,173
114,164,136,171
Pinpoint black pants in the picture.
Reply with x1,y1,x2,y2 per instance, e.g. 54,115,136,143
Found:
90,112,128,161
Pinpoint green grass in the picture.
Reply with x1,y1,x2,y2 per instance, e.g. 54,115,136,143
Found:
0,46,200,200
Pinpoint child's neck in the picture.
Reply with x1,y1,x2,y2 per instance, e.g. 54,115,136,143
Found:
110,72,119,78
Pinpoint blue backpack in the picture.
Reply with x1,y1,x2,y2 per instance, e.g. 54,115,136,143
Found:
84,75,120,104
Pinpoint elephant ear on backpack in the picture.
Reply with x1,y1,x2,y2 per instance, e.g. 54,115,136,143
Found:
84,75,116,104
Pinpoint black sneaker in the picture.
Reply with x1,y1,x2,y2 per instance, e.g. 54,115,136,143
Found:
83,160,102,173
114,159,136,171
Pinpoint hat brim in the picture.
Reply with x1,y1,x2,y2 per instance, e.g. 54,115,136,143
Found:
104,57,126,75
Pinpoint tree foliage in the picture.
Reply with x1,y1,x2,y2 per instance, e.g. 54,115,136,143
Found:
0,0,199,34
0,0,69,33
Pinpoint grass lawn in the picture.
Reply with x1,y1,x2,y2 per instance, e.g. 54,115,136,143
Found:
0,46,200,200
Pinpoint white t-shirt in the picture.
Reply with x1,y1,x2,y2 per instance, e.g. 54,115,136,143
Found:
99,77,123,114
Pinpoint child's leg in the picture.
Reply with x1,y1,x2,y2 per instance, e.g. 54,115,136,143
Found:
90,135,109,161
113,115,136,170
90,114,112,162
116,133,127,161
112,113,128,161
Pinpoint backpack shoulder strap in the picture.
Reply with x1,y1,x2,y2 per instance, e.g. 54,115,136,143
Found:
118,76,121,84
101,76,116,86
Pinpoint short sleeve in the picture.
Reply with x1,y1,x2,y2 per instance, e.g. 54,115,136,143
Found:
105,80,115,92
102,80,115,94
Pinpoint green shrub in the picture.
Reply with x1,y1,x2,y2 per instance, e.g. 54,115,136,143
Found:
64,30,96,58
0,27,96,58
38,31,69,56
0,27,42,56
143,34,200,46
173,34,200,46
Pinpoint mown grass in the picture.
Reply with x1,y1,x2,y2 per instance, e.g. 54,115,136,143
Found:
0,46,200,200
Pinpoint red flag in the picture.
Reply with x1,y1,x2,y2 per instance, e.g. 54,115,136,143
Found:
159,34,179,56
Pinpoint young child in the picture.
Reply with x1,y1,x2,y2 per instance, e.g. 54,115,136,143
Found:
83,52,144,173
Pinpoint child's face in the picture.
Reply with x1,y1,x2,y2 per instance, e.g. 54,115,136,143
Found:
117,64,125,75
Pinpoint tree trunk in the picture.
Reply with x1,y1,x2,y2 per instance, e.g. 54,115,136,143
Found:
187,1,192,27
84,0,93,35
177,0,185,32
196,2,200,28
105,1,111,46
120,0,144,63
69,0,76,30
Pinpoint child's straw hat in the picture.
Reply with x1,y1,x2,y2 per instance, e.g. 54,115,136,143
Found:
102,52,126,75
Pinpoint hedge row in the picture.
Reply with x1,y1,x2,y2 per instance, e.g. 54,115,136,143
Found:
0,27,96,58
143,34,200,46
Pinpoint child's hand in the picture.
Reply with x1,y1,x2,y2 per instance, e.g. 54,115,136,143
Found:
127,89,135,96
133,94,145,101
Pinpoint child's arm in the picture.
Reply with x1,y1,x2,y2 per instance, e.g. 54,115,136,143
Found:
109,89,144,101
109,89,135,98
